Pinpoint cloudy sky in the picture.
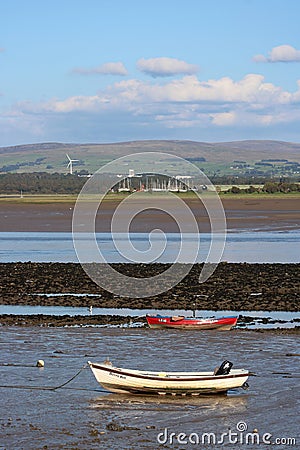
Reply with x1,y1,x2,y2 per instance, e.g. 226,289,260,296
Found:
1,0,300,146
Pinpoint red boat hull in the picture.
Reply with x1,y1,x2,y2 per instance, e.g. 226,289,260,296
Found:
146,315,238,330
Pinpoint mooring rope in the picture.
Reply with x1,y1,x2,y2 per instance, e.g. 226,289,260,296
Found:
0,363,106,392
51,362,88,390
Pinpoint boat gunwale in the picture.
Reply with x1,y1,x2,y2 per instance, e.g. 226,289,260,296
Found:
147,315,238,321
146,315,238,330
88,362,248,382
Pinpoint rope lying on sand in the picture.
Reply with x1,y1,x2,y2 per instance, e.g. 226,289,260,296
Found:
0,363,107,392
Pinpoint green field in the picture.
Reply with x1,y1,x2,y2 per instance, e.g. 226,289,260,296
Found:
1,190,300,204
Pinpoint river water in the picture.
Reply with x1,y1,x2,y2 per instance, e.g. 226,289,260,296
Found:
0,230,299,263
1,327,299,449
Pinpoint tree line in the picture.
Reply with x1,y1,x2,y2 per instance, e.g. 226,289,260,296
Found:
0,173,299,195
224,181,300,194
0,173,86,194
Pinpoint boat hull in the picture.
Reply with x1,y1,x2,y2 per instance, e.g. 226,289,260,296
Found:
146,315,238,330
88,361,249,396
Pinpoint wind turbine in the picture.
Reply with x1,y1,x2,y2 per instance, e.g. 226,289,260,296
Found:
66,154,79,175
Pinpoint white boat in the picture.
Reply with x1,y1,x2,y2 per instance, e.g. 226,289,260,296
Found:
88,359,249,396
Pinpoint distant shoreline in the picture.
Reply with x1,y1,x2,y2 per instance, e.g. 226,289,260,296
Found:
0,192,300,202
0,196,299,232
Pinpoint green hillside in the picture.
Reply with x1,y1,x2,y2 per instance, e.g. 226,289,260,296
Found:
0,140,300,176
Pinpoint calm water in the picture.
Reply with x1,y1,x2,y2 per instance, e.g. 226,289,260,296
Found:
1,328,299,449
0,231,299,263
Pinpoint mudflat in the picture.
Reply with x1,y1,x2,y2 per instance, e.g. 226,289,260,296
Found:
0,196,299,232
1,262,299,311
1,328,299,449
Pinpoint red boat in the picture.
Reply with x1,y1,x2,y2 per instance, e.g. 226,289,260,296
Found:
146,315,238,330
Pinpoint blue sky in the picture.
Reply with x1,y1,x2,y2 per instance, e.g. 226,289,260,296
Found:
1,0,300,146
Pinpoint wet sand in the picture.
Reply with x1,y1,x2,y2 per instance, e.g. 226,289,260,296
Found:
1,196,300,232
1,327,299,449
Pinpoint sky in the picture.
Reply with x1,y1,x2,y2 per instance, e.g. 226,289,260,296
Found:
1,0,300,146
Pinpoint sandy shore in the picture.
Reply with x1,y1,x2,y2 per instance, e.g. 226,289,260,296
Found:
0,197,299,232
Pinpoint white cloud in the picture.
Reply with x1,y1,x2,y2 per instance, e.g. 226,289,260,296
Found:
20,74,297,119
137,57,199,77
211,112,237,126
47,95,109,112
0,109,46,141
110,74,291,106
72,62,128,75
0,47,4,53
3,73,300,145
254,45,300,63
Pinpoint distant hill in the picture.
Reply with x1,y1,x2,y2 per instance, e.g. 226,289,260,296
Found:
0,140,299,173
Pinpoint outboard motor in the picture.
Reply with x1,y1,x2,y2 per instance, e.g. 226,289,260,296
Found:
214,360,233,376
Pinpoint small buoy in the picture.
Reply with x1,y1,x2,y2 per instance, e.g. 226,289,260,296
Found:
36,360,44,367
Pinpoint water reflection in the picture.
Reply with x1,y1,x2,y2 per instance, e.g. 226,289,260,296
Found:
90,391,249,411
